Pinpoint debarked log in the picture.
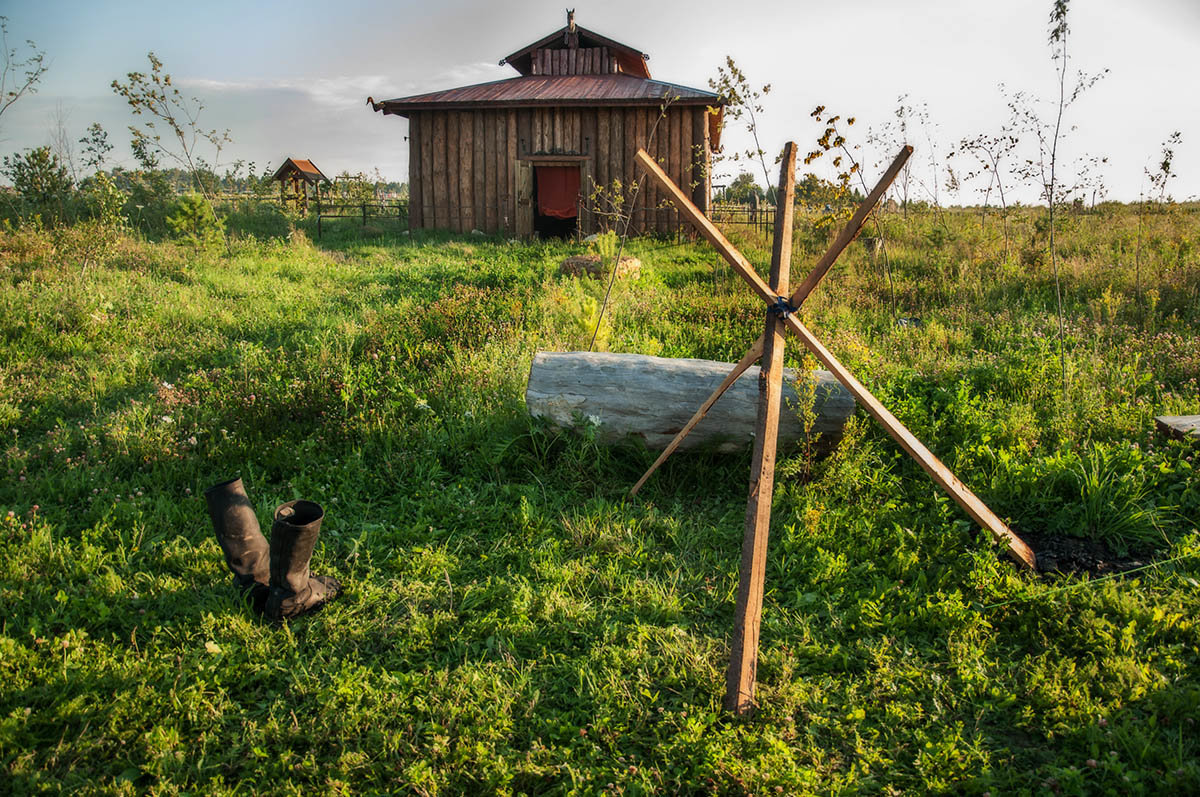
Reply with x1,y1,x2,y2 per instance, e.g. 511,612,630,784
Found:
525,351,855,452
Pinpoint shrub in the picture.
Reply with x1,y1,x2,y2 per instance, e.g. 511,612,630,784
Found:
165,192,225,247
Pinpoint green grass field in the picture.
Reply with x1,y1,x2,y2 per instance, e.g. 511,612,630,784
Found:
1,204,1198,794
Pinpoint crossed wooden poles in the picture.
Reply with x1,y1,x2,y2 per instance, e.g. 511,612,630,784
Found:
629,142,1037,716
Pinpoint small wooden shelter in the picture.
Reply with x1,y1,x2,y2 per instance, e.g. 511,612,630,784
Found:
271,158,331,213
369,12,724,237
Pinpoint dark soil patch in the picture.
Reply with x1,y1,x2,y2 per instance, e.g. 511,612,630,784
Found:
1021,532,1155,577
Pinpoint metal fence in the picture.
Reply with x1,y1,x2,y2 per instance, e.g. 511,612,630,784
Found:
711,203,777,234
315,199,409,239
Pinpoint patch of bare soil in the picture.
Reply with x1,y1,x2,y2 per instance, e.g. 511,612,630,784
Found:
1021,532,1154,577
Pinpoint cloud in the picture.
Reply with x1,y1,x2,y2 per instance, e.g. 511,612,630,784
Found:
179,74,402,110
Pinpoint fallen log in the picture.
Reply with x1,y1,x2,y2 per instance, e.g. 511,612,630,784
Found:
525,351,855,452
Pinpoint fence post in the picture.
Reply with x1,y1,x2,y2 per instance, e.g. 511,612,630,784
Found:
362,203,367,226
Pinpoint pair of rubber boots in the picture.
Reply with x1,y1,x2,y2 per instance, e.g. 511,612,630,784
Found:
204,477,342,621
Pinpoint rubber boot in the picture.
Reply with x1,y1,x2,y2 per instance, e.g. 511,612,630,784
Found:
204,477,271,612
265,500,343,621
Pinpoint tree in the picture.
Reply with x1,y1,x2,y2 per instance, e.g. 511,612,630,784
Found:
79,122,113,173
111,52,231,201
717,171,764,204
0,16,47,128
1,145,73,215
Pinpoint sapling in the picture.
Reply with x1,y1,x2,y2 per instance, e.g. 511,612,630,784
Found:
1009,0,1107,391
0,16,47,128
708,57,774,204
111,53,231,203
1135,131,1182,311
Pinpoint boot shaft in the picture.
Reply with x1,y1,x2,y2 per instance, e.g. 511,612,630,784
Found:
204,477,270,588
270,500,325,594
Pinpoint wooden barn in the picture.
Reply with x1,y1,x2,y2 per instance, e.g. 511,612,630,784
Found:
369,12,724,237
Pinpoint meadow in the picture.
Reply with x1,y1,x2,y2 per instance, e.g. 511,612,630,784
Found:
1,200,1198,794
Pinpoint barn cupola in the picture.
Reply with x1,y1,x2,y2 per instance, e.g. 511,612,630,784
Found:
499,11,652,78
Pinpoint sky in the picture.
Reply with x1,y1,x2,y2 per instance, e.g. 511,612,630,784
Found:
1,0,1198,203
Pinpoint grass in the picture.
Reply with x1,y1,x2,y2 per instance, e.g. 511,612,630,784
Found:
1,202,1199,794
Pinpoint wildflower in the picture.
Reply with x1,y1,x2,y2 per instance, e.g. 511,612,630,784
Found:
161,415,173,424
187,436,197,446
162,381,173,389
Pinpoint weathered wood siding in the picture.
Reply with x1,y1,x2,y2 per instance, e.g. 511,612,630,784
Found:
407,106,713,235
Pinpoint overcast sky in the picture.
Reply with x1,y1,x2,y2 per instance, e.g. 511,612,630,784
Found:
2,0,1198,202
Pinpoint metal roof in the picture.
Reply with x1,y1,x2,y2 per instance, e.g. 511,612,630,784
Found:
271,158,330,184
371,74,720,115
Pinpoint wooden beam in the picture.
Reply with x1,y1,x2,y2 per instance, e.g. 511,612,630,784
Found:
783,314,1036,569
635,148,777,304
633,146,1038,571
726,142,797,716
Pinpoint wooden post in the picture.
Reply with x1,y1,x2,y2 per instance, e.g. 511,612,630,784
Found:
362,202,367,226
725,142,797,715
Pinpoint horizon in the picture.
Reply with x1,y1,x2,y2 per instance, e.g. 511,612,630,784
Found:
1,0,1198,204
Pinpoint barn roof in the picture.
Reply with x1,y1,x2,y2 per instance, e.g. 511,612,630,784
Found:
370,73,720,114
500,23,651,79
271,158,330,184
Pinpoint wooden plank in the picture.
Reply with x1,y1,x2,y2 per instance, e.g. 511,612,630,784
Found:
516,159,533,237
726,141,797,716
669,108,682,233
473,111,485,232
582,109,596,232
408,114,423,230
634,108,649,233
531,109,542,155
447,112,462,231
596,108,610,223
601,46,609,73
568,48,577,75
656,108,672,234
610,107,625,227
553,109,563,153
458,111,473,232
691,108,707,211
629,337,765,495
634,147,1035,569
432,112,447,229
506,110,518,230
484,111,497,232
624,108,640,233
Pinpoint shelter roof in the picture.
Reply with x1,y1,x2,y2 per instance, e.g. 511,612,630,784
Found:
271,158,330,184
